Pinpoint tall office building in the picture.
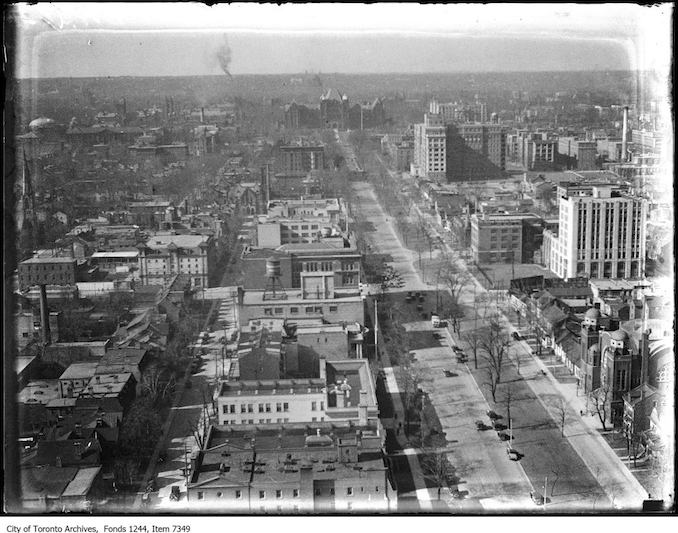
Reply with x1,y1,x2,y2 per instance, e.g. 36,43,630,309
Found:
543,183,647,280
445,123,506,181
413,113,446,181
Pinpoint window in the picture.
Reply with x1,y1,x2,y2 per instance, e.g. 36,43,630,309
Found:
265,403,271,412
259,419,265,424
222,405,228,414
311,401,317,411
258,404,265,413
293,489,299,498
259,491,266,499
197,492,204,500
276,490,282,499
314,489,321,496
283,403,289,412
248,420,254,425
290,307,299,314
375,486,379,492
314,306,323,313
330,488,335,495
230,405,235,414
276,403,282,412
216,492,223,498
274,308,283,315
329,306,338,312
305,306,314,313
347,487,353,496
320,401,324,410
235,490,242,499
264,308,273,316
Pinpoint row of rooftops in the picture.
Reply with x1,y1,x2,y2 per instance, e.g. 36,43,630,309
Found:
191,422,385,487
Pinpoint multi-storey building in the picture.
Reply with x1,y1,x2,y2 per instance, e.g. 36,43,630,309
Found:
277,143,325,177
445,123,506,181
137,233,214,288
470,213,546,264
557,137,598,170
543,184,647,279
18,257,77,289
217,358,377,427
413,113,446,181
187,421,395,512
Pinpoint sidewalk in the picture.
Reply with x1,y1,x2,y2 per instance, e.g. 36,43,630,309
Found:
476,304,648,510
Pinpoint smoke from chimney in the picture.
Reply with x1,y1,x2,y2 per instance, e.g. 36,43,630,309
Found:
216,35,233,79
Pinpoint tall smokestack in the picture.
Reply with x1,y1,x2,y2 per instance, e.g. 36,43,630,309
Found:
621,106,629,162
39,284,51,345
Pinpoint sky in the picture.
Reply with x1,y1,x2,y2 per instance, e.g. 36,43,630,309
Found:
11,3,672,78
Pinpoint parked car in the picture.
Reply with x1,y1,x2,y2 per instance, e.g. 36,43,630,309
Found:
507,448,521,461
530,491,544,504
431,314,441,328
487,410,502,420
443,370,458,377
475,420,491,431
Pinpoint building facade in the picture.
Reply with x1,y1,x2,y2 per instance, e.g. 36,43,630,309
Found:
413,113,446,181
544,184,647,280
137,233,214,288
18,257,77,289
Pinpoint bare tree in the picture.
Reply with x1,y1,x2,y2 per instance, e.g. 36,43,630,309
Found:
439,261,472,320
422,450,454,500
463,329,482,370
141,367,176,406
479,317,512,402
550,397,569,437
503,382,515,425
400,362,422,437
186,417,208,450
588,384,611,431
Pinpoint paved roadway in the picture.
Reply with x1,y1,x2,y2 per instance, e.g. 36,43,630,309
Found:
359,152,647,512
350,176,534,511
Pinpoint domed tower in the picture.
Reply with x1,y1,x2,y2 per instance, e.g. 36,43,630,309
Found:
580,306,603,394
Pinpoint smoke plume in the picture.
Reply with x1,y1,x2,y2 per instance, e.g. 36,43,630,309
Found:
216,35,232,79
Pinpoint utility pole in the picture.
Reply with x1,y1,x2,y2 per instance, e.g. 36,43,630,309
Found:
183,442,190,503
374,298,379,361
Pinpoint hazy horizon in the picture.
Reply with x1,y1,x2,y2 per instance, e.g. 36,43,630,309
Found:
10,3,671,79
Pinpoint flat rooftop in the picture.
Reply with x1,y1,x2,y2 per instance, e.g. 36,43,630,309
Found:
21,257,77,264
243,290,362,306
590,279,653,291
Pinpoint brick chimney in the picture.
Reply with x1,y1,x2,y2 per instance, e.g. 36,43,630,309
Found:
358,390,368,426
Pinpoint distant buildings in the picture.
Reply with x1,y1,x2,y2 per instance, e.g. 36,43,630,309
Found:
137,233,214,288
412,113,446,181
557,137,598,170
18,257,77,290
445,123,506,181
507,131,557,171
542,183,647,279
